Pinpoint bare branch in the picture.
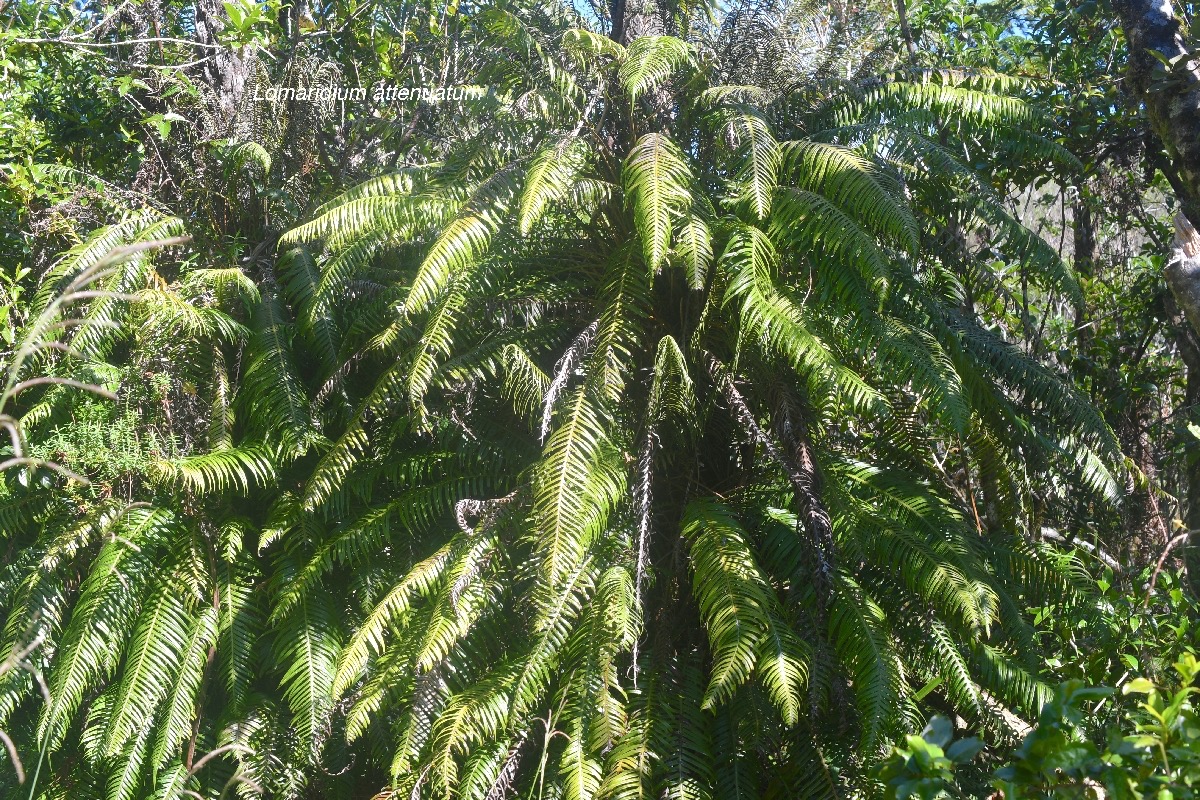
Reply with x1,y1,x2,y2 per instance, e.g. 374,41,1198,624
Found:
0,730,24,784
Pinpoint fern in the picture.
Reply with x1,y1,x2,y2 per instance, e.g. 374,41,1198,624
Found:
618,36,694,103
3,10,1130,800
624,133,693,271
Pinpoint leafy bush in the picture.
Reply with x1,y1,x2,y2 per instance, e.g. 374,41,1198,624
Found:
880,582,1200,800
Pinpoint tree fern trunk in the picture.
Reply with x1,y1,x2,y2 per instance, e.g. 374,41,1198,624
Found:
1115,1,1200,221
1186,372,1200,596
771,390,836,607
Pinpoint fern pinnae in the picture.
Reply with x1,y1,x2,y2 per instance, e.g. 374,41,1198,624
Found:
519,137,590,235
624,133,694,272
152,605,219,769
562,28,627,65
533,386,625,587
541,320,600,443
771,188,891,305
681,499,773,711
721,108,781,220
345,634,414,744
29,211,176,318
333,540,457,697
826,572,903,754
38,506,176,750
407,273,472,419
106,722,152,800
675,213,713,290
504,561,597,742
403,165,522,317
780,139,918,256
275,588,340,761
102,586,190,758
217,561,260,713
240,285,320,456
277,245,342,377
311,165,439,217
413,547,508,683
151,446,277,496
618,36,694,104
504,344,552,429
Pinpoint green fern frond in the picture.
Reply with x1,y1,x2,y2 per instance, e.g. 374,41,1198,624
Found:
675,213,713,290
403,167,521,316
152,605,219,768
562,28,627,64
180,267,261,309
240,286,320,455
720,108,781,220
624,133,693,271
275,588,340,760
334,540,457,697
828,572,903,754
519,137,591,235
152,446,277,495
771,188,890,304
618,36,693,104
780,140,918,256
102,586,190,757
681,498,803,719
277,245,342,377
39,506,177,749
533,387,625,586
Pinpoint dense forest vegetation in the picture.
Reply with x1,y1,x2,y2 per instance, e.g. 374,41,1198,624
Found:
2,0,1200,797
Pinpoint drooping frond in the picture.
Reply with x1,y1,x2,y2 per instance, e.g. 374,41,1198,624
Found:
151,606,219,769
151,446,277,495
681,499,807,723
675,213,713,289
519,138,591,235
533,387,625,586
275,587,340,760
102,587,191,758
403,167,521,316
618,36,693,103
780,140,918,256
719,108,781,220
827,572,903,754
39,507,177,749
624,133,693,271
240,286,320,455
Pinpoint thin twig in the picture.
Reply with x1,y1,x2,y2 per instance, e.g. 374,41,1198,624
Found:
13,36,224,49
1144,530,1195,606
6,377,116,400
187,743,255,777
0,458,89,485
0,730,24,783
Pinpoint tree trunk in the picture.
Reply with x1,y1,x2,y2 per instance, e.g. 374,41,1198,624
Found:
610,0,664,45
193,0,253,135
1115,1,1200,339
1115,2,1200,221
894,0,917,58
1115,0,1200,588
1163,291,1200,594
1116,1,1200,341
1072,186,1097,367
